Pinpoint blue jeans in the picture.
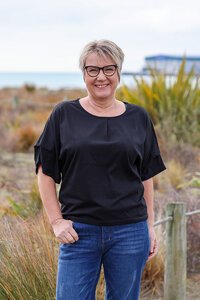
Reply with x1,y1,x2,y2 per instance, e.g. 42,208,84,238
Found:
56,220,150,300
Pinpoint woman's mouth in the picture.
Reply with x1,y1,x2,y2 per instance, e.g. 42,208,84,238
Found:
95,84,109,88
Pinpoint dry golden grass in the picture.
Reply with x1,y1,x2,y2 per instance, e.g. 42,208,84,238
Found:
166,159,187,189
96,267,105,299
0,211,58,299
140,215,165,298
30,109,52,124
0,87,87,152
16,125,38,152
0,179,42,219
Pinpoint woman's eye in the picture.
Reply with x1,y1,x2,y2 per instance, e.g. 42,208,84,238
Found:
91,68,98,72
105,67,115,72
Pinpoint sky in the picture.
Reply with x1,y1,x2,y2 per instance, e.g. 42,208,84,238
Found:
0,0,200,73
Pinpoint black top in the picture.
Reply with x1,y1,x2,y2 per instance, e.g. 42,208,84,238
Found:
34,99,166,226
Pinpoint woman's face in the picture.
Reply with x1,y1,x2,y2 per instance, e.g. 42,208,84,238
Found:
83,53,119,101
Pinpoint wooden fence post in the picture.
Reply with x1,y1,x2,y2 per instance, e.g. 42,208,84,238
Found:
164,203,187,300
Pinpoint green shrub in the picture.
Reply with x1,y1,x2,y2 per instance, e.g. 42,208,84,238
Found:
24,84,36,93
118,60,200,146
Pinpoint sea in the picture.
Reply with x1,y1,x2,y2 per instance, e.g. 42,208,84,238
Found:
0,72,136,90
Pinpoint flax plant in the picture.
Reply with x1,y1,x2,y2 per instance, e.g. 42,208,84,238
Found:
118,60,200,146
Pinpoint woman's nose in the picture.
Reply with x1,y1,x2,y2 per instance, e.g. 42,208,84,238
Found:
97,69,107,80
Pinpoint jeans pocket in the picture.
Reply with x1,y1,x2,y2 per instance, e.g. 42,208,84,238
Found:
71,221,87,233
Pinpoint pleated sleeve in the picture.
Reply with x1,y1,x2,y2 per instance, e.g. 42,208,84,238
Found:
140,112,166,181
34,106,61,184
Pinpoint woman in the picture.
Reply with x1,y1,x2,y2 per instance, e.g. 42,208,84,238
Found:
34,39,166,300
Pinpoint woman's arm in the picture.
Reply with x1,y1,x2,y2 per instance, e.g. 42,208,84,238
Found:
37,165,62,224
37,165,79,244
142,177,158,261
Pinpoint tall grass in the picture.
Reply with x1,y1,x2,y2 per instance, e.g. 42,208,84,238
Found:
0,180,42,219
118,60,200,146
17,125,37,152
166,159,187,190
0,211,58,300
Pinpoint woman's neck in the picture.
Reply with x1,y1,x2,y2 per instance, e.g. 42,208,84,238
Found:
87,96,117,112
79,97,126,117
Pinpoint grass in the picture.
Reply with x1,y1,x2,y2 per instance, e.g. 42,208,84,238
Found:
0,211,58,300
0,179,42,219
166,159,187,189
16,125,38,152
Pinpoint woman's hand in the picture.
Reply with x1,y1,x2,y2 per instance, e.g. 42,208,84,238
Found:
147,226,158,261
52,219,79,244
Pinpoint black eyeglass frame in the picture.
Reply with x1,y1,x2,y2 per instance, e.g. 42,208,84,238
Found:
84,64,118,77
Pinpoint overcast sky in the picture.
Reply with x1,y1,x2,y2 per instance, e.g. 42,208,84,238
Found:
0,0,200,72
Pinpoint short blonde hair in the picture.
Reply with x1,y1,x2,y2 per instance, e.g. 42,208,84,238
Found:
79,39,124,75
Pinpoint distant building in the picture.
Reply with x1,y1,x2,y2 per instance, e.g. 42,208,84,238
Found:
143,55,200,75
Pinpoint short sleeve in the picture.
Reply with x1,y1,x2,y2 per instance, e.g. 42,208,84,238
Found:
34,107,61,184
141,112,166,181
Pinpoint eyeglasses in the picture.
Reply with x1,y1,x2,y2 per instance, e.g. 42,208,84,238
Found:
84,64,118,77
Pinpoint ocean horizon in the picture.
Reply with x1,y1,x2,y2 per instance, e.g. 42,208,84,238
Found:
0,72,136,90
